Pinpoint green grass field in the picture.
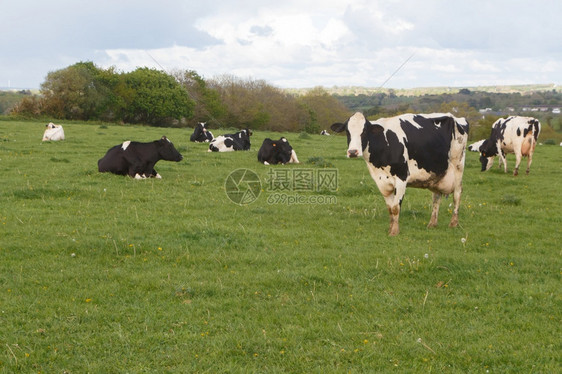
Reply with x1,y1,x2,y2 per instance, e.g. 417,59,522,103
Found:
1,120,560,373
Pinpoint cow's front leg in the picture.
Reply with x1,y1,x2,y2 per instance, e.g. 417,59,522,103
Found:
384,181,406,236
499,151,508,173
428,192,442,228
449,182,462,228
150,168,162,179
129,163,146,179
385,200,400,236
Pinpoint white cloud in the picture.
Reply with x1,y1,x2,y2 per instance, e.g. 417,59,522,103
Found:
1,0,562,89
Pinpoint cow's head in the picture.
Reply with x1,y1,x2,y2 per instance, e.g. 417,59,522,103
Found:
191,122,210,141
478,139,497,171
275,137,295,164
45,122,57,129
331,112,370,158
158,136,183,161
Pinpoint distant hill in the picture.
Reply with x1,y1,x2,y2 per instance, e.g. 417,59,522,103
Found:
286,83,559,96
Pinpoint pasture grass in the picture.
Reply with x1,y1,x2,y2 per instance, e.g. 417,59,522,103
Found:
0,120,560,373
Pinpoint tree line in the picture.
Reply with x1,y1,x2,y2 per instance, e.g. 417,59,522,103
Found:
9,61,349,133
336,88,562,141
4,61,562,142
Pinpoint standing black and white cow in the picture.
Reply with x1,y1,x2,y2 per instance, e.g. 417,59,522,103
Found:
257,137,300,165
475,116,540,175
331,112,469,236
208,129,252,152
190,122,214,143
98,136,183,179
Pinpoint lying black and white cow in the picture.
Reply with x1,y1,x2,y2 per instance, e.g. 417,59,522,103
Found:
42,122,65,141
320,130,330,136
257,137,300,165
474,116,541,175
208,128,252,152
98,136,183,179
468,139,485,152
190,122,214,143
331,112,469,236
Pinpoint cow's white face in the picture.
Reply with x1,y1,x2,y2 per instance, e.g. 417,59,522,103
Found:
331,112,368,158
481,156,494,171
346,112,366,158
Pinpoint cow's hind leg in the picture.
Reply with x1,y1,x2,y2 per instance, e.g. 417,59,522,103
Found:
428,192,442,228
513,150,522,176
526,150,534,175
526,155,532,175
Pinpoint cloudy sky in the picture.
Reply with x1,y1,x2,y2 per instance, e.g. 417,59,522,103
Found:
1,0,561,89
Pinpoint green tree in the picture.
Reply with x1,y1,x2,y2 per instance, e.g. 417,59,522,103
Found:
439,101,482,140
473,115,501,141
297,87,350,133
209,75,305,131
120,68,194,126
173,70,226,127
39,62,116,120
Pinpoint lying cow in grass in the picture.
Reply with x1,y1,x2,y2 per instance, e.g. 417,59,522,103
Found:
42,122,65,141
98,136,183,179
257,137,300,165
208,129,252,152
331,112,469,236
190,122,214,143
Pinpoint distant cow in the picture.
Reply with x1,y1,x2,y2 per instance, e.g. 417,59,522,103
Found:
190,122,214,143
476,116,541,175
320,130,330,136
257,137,300,165
331,112,469,236
42,122,65,141
208,129,252,152
98,136,183,179
468,139,485,152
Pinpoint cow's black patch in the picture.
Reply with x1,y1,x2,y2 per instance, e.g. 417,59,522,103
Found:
258,137,294,164
398,115,454,176
531,119,540,141
367,125,408,181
